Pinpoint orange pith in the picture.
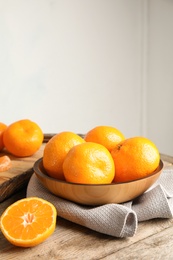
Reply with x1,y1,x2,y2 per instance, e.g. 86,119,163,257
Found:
0,122,7,152
3,119,43,157
0,155,11,172
43,132,85,180
63,142,115,184
84,125,125,152
0,197,57,247
111,136,160,183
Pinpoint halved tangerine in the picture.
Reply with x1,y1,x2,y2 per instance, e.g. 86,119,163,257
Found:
0,197,57,247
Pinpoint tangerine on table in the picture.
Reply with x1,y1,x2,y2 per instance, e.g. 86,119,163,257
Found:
111,136,160,183
0,197,57,247
0,122,7,152
43,131,85,180
84,125,125,152
0,155,11,172
3,119,43,157
63,142,115,184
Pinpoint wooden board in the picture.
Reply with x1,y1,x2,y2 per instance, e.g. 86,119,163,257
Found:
0,134,54,203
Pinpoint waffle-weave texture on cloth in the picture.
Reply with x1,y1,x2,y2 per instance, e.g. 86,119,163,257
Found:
26,165,173,238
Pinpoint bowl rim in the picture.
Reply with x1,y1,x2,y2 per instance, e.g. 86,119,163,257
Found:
33,158,163,187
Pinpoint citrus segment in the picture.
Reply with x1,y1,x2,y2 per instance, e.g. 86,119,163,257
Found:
63,142,115,184
84,125,125,152
0,197,57,247
43,132,85,180
3,119,43,157
111,136,160,182
0,155,11,172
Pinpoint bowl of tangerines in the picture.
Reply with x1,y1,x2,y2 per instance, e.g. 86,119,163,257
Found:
34,126,163,206
0,122,163,248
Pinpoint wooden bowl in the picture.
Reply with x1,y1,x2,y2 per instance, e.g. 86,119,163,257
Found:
33,158,163,206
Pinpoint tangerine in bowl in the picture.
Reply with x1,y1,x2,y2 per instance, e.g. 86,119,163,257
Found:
33,157,163,206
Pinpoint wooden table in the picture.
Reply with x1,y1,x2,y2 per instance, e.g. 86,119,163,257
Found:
1,154,173,260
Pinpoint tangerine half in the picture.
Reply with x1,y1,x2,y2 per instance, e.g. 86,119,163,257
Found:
0,197,57,247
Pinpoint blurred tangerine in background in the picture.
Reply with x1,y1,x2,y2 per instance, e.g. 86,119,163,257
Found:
3,119,43,157
0,122,7,152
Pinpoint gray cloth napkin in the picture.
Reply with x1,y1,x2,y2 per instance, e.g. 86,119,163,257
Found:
26,165,173,238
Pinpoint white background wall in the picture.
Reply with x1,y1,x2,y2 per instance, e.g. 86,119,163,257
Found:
147,0,173,155
0,0,173,155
